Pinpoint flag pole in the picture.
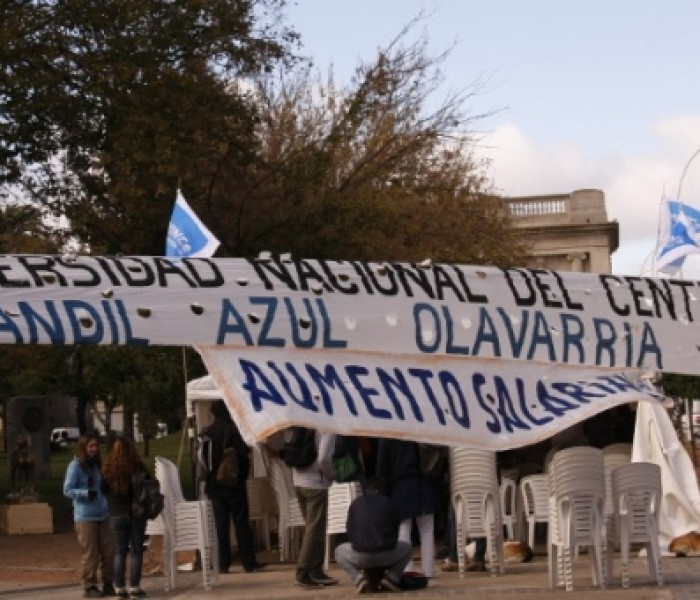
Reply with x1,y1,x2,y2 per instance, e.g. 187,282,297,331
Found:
677,147,700,201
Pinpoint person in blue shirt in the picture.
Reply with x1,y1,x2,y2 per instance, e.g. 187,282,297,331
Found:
64,434,115,598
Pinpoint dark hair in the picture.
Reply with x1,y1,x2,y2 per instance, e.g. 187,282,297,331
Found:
210,399,230,419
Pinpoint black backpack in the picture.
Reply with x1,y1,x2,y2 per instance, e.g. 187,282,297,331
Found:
196,428,241,487
132,472,164,520
280,427,317,468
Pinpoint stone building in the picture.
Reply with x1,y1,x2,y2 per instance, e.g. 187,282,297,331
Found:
505,188,619,275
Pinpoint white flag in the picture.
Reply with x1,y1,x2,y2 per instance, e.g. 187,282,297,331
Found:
165,190,220,258
654,198,700,275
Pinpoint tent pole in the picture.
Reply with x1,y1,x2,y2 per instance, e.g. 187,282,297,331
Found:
177,346,188,469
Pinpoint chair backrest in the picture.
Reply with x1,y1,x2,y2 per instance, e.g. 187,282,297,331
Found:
450,448,501,537
500,477,517,518
603,451,631,516
611,462,662,538
155,456,181,536
548,447,605,542
269,457,305,526
327,482,363,535
450,448,499,489
155,456,186,503
520,474,549,519
602,443,633,458
549,446,605,493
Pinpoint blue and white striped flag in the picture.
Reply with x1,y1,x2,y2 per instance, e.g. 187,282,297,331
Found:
655,198,700,275
165,190,220,258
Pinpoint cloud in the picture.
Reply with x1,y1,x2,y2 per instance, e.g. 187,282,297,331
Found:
478,117,700,276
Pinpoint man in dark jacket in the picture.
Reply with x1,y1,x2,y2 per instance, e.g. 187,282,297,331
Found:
203,400,266,574
334,477,412,593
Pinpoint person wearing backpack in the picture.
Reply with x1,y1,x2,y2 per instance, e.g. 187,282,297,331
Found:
202,400,266,575
102,435,151,599
290,427,338,589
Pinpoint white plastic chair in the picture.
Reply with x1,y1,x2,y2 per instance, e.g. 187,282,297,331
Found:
548,446,606,592
500,477,519,540
603,448,631,576
602,443,633,459
611,462,663,588
246,477,277,552
324,481,363,570
520,473,549,549
269,457,305,561
450,448,505,576
155,456,219,591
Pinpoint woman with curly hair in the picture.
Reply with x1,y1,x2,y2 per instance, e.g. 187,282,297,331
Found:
102,436,150,599
63,434,115,598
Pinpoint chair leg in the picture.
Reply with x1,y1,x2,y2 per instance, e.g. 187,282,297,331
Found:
563,545,574,592
620,528,630,589
548,543,558,589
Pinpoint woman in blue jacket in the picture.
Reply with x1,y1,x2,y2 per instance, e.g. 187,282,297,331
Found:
63,434,115,598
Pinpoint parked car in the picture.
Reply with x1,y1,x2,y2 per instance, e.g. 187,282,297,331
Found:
680,399,700,441
50,427,80,449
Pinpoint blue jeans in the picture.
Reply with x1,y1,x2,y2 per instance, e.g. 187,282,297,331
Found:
110,513,146,589
335,541,412,584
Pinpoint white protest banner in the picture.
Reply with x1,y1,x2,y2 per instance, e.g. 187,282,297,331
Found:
0,254,697,375
196,345,662,447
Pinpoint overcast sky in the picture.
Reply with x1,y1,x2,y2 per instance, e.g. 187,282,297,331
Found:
285,0,700,277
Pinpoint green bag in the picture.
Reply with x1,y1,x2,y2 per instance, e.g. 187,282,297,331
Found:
331,453,358,482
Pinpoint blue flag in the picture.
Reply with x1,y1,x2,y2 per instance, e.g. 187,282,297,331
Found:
165,191,220,258
655,199,700,275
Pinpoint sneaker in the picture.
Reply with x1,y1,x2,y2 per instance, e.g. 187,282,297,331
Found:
441,558,458,572
467,560,487,572
308,571,339,586
115,588,128,599
84,586,104,598
380,575,401,592
295,575,324,589
356,577,369,594
128,589,146,599
102,582,116,597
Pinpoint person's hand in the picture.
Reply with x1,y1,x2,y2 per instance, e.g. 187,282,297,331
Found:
86,490,97,501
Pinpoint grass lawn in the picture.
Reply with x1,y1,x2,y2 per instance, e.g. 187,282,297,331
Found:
1,431,195,533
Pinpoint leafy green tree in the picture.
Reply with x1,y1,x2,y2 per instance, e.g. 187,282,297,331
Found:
2,0,298,254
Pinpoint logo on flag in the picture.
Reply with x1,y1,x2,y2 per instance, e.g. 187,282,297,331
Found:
165,191,220,258
654,199,700,275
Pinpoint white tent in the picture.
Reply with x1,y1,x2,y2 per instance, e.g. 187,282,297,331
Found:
633,401,700,552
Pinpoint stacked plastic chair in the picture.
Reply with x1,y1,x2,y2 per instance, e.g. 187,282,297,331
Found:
450,447,505,577
500,477,520,540
323,481,363,570
155,456,218,591
246,477,277,552
602,444,632,577
547,446,606,592
520,473,550,550
268,457,306,561
611,462,663,588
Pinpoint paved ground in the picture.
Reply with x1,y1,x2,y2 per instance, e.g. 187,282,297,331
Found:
1,549,699,600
